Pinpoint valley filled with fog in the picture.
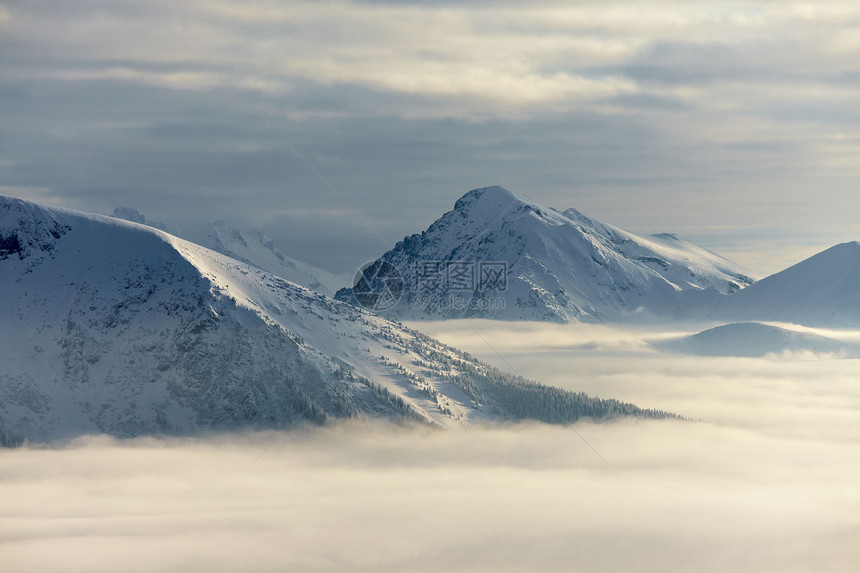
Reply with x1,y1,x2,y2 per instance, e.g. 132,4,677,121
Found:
3,321,857,573
419,320,860,442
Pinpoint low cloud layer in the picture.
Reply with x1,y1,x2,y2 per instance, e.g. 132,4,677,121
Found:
2,420,858,573
2,320,858,572
417,320,860,440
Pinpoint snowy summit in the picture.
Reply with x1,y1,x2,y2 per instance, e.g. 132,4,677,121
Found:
337,186,756,322
0,195,673,443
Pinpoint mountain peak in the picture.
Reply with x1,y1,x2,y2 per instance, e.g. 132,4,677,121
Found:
832,240,860,255
1,195,675,440
110,205,346,296
112,206,146,224
719,240,860,327
806,241,860,273
453,185,523,212
779,240,859,275
337,186,756,322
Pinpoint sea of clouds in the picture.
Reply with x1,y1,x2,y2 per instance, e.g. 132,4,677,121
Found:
2,321,858,572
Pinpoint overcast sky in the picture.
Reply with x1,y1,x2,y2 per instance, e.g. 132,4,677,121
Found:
1,0,858,274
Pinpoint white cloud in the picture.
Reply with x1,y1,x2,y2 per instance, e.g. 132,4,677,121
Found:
0,186,70,206
7,0,858,118
1,418,857,573
416,320,860,440
2,320,858,572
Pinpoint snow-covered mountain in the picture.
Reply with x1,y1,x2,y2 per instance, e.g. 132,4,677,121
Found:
0,196,673,443
712,242,860,328
111,207,347,296
336,186,756,322
656,322,860,358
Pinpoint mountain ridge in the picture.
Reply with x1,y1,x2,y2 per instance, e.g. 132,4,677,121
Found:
337,185,757,322
712,241,860,327
110,207,347,297
0,195,675,443
656,321,860,357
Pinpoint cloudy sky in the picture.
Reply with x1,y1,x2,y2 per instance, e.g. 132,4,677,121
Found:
1,0,858,274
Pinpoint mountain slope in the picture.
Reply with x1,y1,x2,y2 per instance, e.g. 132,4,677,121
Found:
714,242,860,327
111,207,347,296
336,186,755,322
656,322,860,357
0,196,673,443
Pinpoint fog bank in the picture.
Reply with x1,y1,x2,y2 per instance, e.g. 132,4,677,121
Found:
2,320,858,572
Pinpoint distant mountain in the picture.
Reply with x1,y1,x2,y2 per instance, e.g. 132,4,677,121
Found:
336,186,755,322
0,196,675,444
712,242,860,327
111,207,347,296
656,322,860,358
